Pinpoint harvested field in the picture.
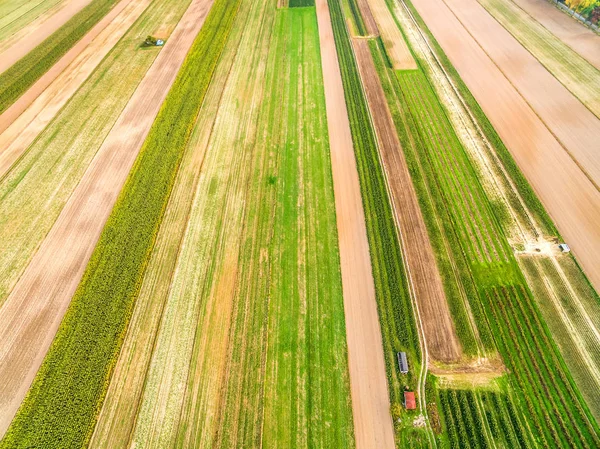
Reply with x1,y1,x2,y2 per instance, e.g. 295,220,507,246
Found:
365,0,416,68
317,0,396,447
511,0,600,70
0,0,149,162
0,0,65,51
0,0,94,74
356,0,380,35
352,38,460,363
0,0,211,437
411,0,600,294
477,0,600,119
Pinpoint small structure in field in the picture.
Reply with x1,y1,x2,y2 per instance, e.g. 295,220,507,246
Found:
144,35,164,47
397,352,409,374
404,391,416,410
156,39,164,46
558,243,571,253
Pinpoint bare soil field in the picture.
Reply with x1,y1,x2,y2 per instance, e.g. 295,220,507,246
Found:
440,0,600,188
316,0,395,447
353,38,461,363
0,0,214,436
0,0,148,176
366,0,416,68
511,0,600,70
357,0,380,35
0,0,95,75
411,0,600,293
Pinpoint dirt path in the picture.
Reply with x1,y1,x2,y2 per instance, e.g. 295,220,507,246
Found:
441,0,600,189
0,0,214,437
315,0,395,447
0,0,96,75
511,0,600,70
411,0,600,293
352,38,461,363
0,0,148,178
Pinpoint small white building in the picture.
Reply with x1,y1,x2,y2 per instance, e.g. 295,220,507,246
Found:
558,243,570,253
156,39,164,46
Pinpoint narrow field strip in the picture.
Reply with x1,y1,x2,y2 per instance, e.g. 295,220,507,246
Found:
477,0,600,119
0,0,64,51
0,0,215,441
0,0,151,172
0,0,119,113
352,38,461,363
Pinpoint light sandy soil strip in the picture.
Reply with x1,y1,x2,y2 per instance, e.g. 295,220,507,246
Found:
410,0,600,293
439,0,600,189
366,0,416,68
0,0,213,436
0,0,148,177
352,38,460,363
0,0,96,75
315,0,395,447
0,0,65,52
511,0,600,70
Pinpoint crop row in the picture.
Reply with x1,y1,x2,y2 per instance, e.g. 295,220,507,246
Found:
0,0,242,446
369,37,492,355
438,389,489,449
326,0,421,410
0,0,121,113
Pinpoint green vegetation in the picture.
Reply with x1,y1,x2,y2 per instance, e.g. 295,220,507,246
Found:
0,0,63,46
0,0,120,114
289,0,314,7
327,0,427,444
0,0,240,445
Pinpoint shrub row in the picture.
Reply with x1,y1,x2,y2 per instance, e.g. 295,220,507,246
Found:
0,0,241,446
0,0,120,113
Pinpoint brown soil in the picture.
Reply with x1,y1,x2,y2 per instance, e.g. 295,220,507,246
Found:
511,0,600,71
315,0,395,447
411,0,600,293
0,0,149,179
0,0,96,75
0,0,215,437
366,0,417,68
353,38,462,364
357,0,380,36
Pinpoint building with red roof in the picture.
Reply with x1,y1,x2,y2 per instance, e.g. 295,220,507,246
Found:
404,391,416,410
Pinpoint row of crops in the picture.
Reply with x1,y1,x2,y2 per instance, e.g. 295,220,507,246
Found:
327,0,424,432
0,0,121,113
367,2,600,446
0,0,242,446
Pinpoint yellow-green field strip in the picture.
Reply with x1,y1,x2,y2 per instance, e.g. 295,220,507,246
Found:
0,0,65,48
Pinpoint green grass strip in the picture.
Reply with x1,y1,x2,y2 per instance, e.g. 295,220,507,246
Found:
0,0,241,446
0,0,120,114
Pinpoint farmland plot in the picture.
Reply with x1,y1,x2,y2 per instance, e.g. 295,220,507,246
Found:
0,0,189,310
0,0,65,50
101,4,353,449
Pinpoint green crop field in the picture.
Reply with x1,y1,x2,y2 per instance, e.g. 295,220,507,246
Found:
0,0,189,309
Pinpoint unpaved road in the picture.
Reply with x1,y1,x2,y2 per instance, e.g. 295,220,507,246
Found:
353,38,461,363
315,0,395,447
0,0,149,178
511,0,600,70
0,0,96,75
411,0,600,293
0,0,214,436
440,0,600,188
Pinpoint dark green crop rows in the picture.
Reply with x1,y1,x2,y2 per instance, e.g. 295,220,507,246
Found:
0,0,120,114
0,0,241,446
289,0,314,7
327,0,421,414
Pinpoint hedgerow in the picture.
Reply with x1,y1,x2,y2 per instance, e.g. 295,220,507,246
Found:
0,0,120,114
0,0,241,446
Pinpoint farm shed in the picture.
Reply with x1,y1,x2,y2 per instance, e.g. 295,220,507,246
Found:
558,243,570,253
156,39,164,46
397,351,408,374
404,391,416,410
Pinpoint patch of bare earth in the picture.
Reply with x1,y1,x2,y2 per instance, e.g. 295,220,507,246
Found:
352,38,461,364
0,0,215,437
315,0,395,447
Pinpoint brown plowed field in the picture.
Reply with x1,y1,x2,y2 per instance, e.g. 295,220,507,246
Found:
0,0,214,436
0,0,149,178
411,0,600,293
352,38,461,363
440,0,600,188
0,0,96,75
357,0,380,36
511,0,600,70
366,0,417,69
315,0,395,447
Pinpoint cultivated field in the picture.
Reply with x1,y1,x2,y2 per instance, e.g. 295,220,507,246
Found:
0,0,65,51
